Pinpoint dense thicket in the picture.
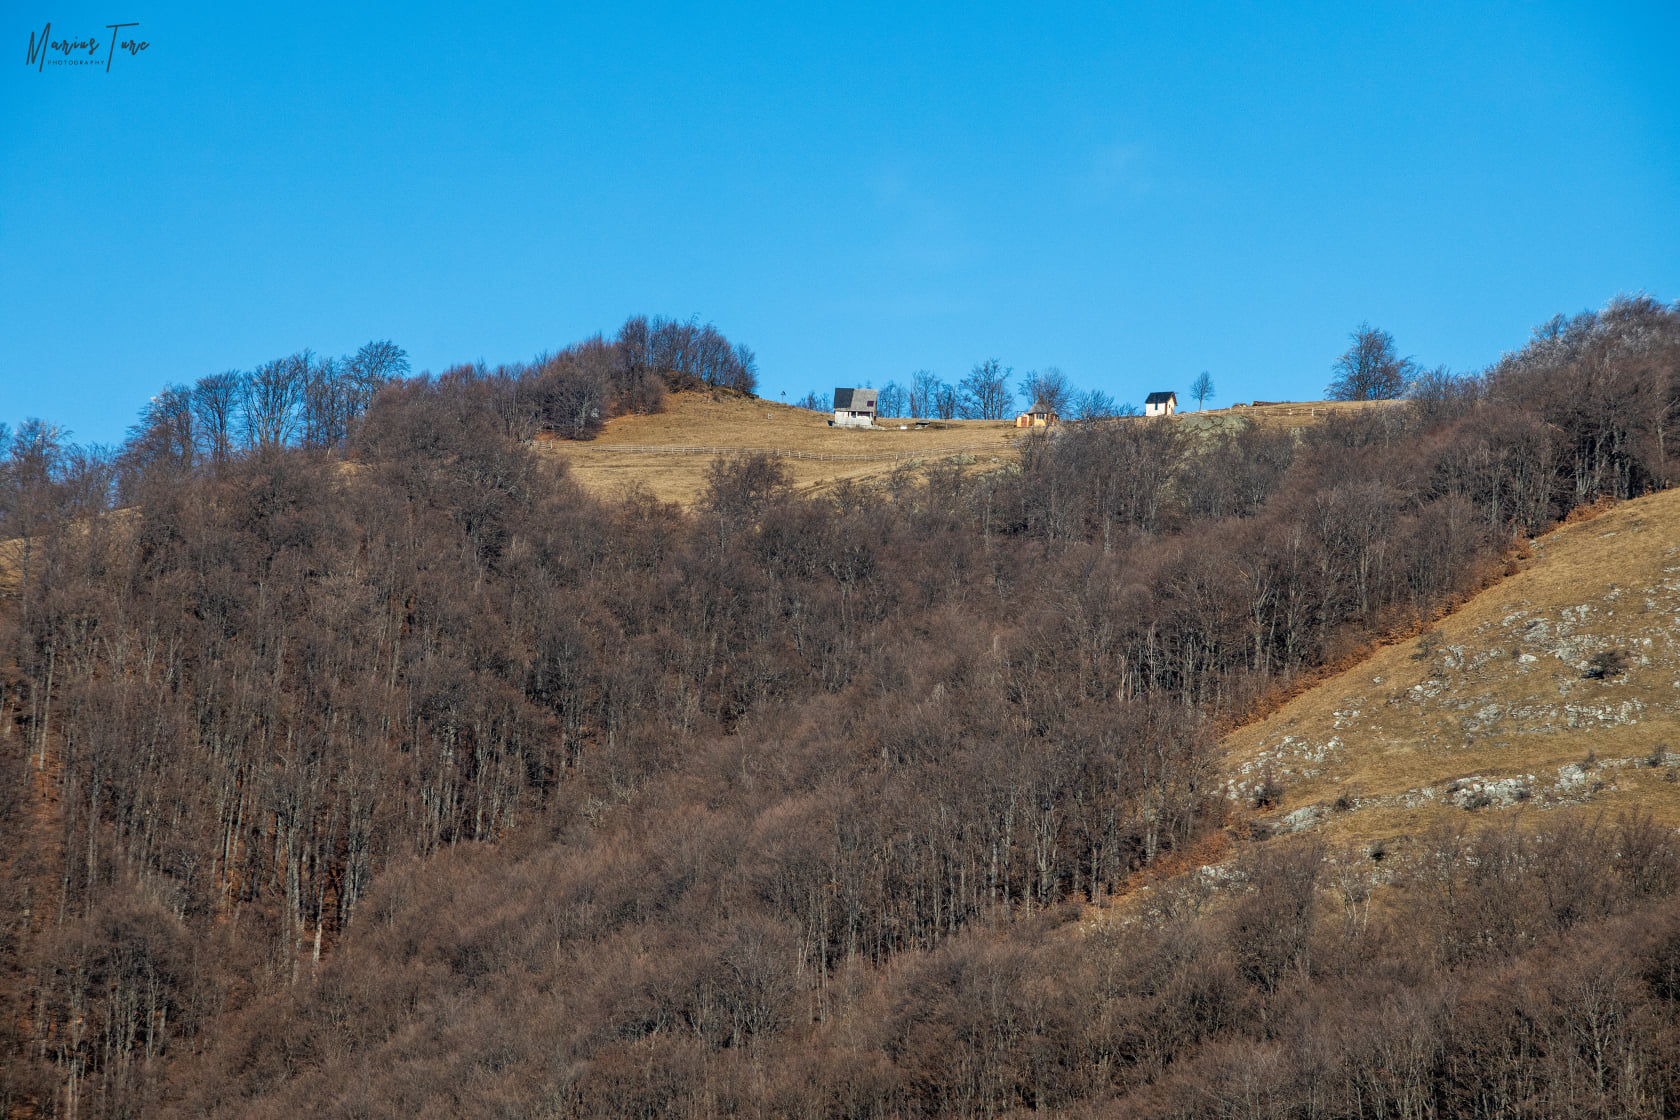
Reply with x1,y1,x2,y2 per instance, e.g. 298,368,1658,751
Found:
616,314,758,398
115,341,410,483
0,298,1675,1117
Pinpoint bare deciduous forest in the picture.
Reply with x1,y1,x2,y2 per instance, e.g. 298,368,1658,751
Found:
2,298,1678,1118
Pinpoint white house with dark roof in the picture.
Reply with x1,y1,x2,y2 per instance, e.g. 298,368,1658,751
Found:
832,388,878,428
1144,391,1177,417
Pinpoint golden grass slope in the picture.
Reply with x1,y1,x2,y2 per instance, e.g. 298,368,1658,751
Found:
537,391,1022,505
1220,488,1680,846
537,391,1391,507
1182,397,1397,430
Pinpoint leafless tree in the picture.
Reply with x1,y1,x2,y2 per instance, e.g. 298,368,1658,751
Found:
301,357,353,450
346,340,410,421
1328,322,1415,400
1018,367,1073,416
534,350,609,440
1407,364,1480,427
1072,389,1121,420
877,381,907,418
615,313,654,376
136,385,196,468
909,370,943,419
959,359,1013,419
242,354,307,450
603,320,665,414
703,452,790,520
1190,370,1215,410
732,342,759,395
9,419,68,481
351,339,410,384
192,372,241,465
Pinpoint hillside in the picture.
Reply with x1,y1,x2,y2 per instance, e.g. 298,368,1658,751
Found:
538,391,1392,506
1221,487,1680,847
2,298,1676,1117
536,392,1021,505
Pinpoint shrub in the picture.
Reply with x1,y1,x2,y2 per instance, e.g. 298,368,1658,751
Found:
1584,649,1629,679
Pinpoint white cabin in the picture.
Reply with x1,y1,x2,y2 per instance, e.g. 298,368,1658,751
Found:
1145,391,1177,417
832,388,878,429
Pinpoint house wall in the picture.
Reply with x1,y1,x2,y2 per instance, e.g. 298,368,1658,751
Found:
833,410,875,429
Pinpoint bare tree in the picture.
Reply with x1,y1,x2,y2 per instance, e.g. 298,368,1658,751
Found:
242,354,306,451
192,372,241,465
732,342,759,395
603,320,665,415
302,357,355,450
1407,364,1480,427
1019,368,1073,416
1190,370,1215,411
0,419,71,585
1072,388,1118,420
877,381,907,419
615,314,655,381
351,339,411,383
910,370,945,419
703,452,791,520
959,359,1014,420
5,418,68,491
137,385,197,468
694,323,734,389
533,351,609,440
1328,323,1414,401
347,340,410,421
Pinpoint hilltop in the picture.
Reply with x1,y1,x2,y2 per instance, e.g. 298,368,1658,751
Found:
537,389,1393,506
536,391,1020,505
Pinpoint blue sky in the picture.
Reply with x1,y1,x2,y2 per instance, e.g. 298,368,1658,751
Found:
3,1,1676,443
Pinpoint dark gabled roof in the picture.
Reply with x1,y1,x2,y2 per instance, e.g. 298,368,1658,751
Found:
833,388,877,410
1145,391,1177,405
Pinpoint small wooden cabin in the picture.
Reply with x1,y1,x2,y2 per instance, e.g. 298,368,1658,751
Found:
1014,403,1059,428
1145,391,1177,417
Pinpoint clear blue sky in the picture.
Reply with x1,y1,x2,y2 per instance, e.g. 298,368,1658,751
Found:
3,1,1676,443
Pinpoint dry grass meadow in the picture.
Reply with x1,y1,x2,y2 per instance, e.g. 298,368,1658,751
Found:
535,391,1021,505
537,390,1395,507
1219,487,1680,851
